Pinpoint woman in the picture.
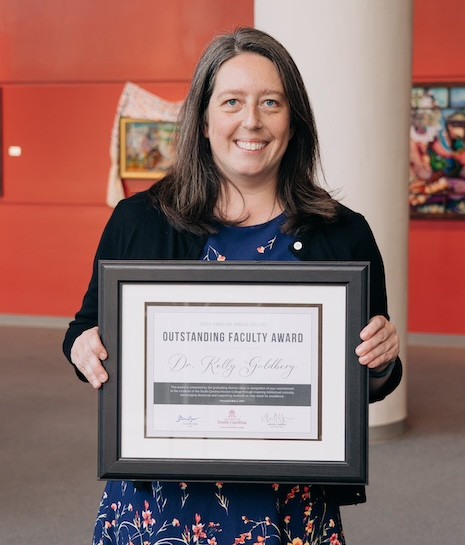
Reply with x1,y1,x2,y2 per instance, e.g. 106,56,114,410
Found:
64,27,401,545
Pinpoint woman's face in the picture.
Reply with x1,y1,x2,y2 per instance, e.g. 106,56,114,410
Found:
204,52,292,189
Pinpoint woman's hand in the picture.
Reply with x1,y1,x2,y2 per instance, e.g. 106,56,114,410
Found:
355,315,399,372
70,326,108,389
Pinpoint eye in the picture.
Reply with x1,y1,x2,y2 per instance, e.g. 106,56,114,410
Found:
264,99,277,107
226,99,238,106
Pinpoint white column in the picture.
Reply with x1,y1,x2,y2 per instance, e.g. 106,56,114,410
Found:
255,0,412,438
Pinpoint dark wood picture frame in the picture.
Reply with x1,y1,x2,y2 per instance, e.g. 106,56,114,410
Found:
98,261,369,484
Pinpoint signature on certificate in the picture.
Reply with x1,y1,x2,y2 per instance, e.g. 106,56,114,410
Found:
176,415,200,425
262,412,293,426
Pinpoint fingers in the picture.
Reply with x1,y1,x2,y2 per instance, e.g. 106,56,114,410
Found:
355,315,399,369
359,315,389,342
70,326,109,389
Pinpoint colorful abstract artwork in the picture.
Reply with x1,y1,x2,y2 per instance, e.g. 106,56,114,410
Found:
410,86,465,218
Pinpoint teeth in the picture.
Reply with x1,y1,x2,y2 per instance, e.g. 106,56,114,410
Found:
236,141,266,151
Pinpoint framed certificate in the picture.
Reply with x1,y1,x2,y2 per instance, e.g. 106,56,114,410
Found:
98,261,369,484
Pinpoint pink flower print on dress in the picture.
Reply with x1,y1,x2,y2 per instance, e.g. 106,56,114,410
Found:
203,245,226,261
257,236,277,254
192,513,207,542
142,501,154,528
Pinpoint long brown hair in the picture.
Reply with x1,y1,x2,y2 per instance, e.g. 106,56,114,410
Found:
150,27,339,235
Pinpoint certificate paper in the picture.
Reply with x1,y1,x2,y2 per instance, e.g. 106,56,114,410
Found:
145,304,321,440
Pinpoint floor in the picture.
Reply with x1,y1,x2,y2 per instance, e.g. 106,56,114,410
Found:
0,325,464,544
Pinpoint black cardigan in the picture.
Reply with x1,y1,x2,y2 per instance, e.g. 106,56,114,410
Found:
63,189,402,505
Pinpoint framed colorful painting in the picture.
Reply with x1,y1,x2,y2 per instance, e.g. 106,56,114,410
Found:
119,117,177,179
410,85,465,218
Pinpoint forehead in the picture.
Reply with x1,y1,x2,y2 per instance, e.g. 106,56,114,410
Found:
212,52,285,94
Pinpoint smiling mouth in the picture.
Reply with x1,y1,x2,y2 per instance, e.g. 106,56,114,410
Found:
236,140,267,151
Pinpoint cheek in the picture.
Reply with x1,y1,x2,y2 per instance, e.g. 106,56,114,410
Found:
203,108,234,142
276,122,293,150
204,125,224,147
268,112,293,146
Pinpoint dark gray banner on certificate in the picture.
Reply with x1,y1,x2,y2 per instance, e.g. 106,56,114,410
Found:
145,304,321,440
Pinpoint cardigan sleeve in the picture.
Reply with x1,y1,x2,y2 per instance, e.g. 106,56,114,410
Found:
62,191,206,379
62,193,156,373
62,200,126,377
346,212,389,318
293,208,403,403
343,212,403,402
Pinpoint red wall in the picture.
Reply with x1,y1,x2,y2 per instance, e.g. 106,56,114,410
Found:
1,0,464,336
409,0,465,334
0,0,253,317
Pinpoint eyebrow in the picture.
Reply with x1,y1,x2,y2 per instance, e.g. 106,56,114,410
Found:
216,89,287,99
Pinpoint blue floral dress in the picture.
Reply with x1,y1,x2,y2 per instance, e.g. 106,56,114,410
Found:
92,214,345,545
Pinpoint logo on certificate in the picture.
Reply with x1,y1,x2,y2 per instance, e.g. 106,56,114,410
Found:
217,409,247,429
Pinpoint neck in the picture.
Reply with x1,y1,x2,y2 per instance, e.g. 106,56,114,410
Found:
216,181,283,226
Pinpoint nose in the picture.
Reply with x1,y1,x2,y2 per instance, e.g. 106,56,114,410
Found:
242,103,262,130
